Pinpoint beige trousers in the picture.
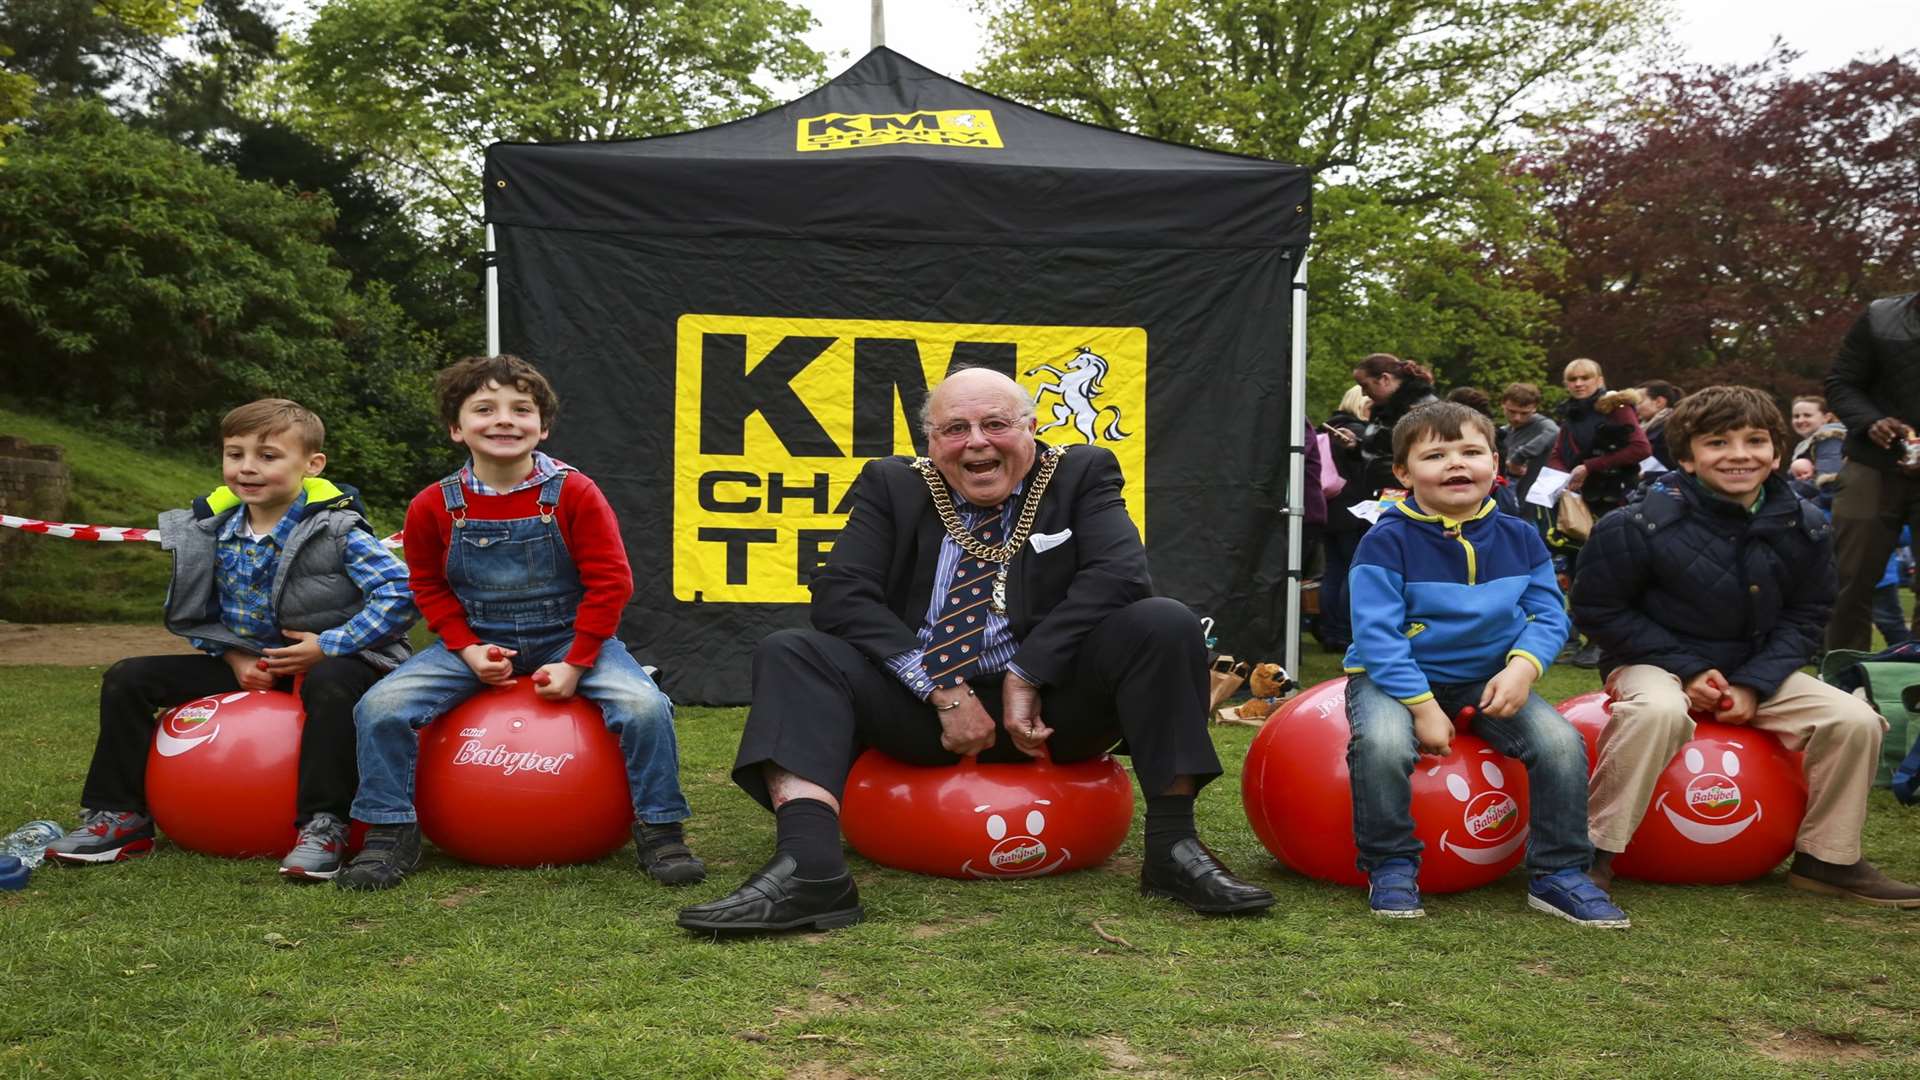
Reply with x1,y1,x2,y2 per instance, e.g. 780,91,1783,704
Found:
1589,666,1887,864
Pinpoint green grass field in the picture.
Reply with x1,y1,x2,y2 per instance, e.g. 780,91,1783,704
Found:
3,650,1916,1078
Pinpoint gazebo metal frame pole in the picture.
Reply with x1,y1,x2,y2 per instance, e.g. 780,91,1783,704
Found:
1284,253,1310,680
485,223,501,356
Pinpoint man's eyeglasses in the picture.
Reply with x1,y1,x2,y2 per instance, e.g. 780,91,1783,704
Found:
931,416,1025,442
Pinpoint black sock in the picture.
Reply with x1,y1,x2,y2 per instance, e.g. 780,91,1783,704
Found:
774,798,846,878
1144,793,1197,863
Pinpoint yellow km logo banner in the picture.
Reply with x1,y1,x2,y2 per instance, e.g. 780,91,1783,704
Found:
796,110,1004,152
673,315,1147,604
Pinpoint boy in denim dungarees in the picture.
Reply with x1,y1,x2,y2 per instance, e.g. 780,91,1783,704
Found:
340,355,702,890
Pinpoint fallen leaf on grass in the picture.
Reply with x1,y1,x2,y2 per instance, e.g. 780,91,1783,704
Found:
120,964,159,975
736,1032,771,1044
262,933,301,949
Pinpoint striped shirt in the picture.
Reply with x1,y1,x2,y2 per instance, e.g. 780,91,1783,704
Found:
884,488,1036,699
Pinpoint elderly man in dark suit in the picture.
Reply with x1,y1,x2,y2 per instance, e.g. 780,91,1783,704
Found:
677,368,1274,934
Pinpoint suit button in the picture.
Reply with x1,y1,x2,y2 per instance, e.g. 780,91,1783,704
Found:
1749,585,1760,594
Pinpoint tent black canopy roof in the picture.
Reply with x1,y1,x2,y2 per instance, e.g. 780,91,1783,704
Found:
484,47,1311,251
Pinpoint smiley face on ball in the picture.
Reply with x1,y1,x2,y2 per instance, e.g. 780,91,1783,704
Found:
961,799,1072,878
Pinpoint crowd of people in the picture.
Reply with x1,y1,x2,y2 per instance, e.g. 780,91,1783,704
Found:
24,290,1920,937
1311,302,1920,670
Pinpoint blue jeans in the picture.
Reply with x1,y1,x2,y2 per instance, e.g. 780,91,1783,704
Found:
1344,673,1591,874
350,634,690,825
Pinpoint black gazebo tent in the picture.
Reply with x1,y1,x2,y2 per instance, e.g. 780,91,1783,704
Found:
483,48,1312,704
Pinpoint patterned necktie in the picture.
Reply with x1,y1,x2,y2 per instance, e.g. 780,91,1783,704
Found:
926,510,1002,691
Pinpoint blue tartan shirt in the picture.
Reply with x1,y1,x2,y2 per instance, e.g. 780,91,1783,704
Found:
194,492,414,658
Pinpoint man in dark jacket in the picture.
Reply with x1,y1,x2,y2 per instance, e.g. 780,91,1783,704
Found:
1825,291,1920,651
677,368,1274,935
1572,386,1919,907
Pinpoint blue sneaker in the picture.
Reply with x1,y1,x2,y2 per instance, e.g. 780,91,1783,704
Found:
1528,868,1630,929
1367,858,1424,919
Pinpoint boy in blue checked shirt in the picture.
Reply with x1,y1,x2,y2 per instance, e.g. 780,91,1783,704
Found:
1342,401,1627,927
45,400,416,881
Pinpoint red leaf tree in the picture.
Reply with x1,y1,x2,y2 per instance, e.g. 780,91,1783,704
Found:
1524,50,1920,398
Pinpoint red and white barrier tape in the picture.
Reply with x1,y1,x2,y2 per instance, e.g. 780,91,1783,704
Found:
1,514,404,549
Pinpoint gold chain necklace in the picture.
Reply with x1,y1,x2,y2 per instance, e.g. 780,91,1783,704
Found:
914,445,1066,614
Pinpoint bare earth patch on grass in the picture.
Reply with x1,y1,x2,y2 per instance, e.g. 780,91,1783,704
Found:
1749,1027,1879,1065
0,622,191,666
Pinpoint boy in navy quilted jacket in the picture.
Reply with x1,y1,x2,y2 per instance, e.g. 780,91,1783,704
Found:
1572,386,1920,907
1343,402,1626,926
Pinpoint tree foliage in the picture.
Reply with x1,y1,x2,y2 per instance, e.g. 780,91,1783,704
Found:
969,0,1655,411
282,0,828,236
1525,50,1920,398
0,101,444,503
0,0,201,102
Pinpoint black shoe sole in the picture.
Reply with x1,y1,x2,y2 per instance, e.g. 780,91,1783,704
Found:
676,905,865,934
1140,884,1276,915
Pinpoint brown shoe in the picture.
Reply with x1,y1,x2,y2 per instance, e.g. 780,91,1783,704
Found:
1588,850,1617,893
1786,853,1920,908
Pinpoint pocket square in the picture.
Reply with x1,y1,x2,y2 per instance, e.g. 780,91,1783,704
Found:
1029,528,1072,553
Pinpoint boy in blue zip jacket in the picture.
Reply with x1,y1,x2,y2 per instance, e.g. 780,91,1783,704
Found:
1343,401,1627,926
44,400,416,881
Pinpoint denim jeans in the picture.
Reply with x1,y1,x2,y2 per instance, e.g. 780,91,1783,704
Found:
1344,672,1592,874
350,632,689,825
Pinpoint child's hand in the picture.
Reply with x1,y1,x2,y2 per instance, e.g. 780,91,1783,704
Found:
532,662,583,700
1479,657,1538,719
1411,699,1454,756
225,650,274,691
461,644,518,686
261,630,325,676
1714,685,1759,725
1683,669,1729,712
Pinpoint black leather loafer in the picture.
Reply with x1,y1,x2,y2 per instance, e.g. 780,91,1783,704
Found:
1141,837,1275,915
676,853,864,934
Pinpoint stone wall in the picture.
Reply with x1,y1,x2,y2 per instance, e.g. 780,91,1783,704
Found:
0,436,72,572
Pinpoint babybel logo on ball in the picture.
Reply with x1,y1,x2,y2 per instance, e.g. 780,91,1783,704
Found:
1685,774,1741,819
1465,791,1519,842
153,695,236,757
450,740,575,778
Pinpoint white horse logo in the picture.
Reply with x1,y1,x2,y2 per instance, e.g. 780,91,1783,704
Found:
1027,347,1131,444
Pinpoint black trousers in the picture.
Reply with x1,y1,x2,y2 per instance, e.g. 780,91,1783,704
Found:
732,597,1221,810
80,653,383,825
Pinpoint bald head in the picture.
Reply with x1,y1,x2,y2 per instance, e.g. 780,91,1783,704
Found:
924,368,1031,430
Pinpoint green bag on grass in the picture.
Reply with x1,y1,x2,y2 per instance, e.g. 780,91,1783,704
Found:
1819,649,1920,789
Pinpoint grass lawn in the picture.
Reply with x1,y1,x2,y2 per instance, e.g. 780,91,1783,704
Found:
2,650,1916,1078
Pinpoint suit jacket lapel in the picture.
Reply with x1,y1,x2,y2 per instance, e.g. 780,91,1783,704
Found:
906,466,942,629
